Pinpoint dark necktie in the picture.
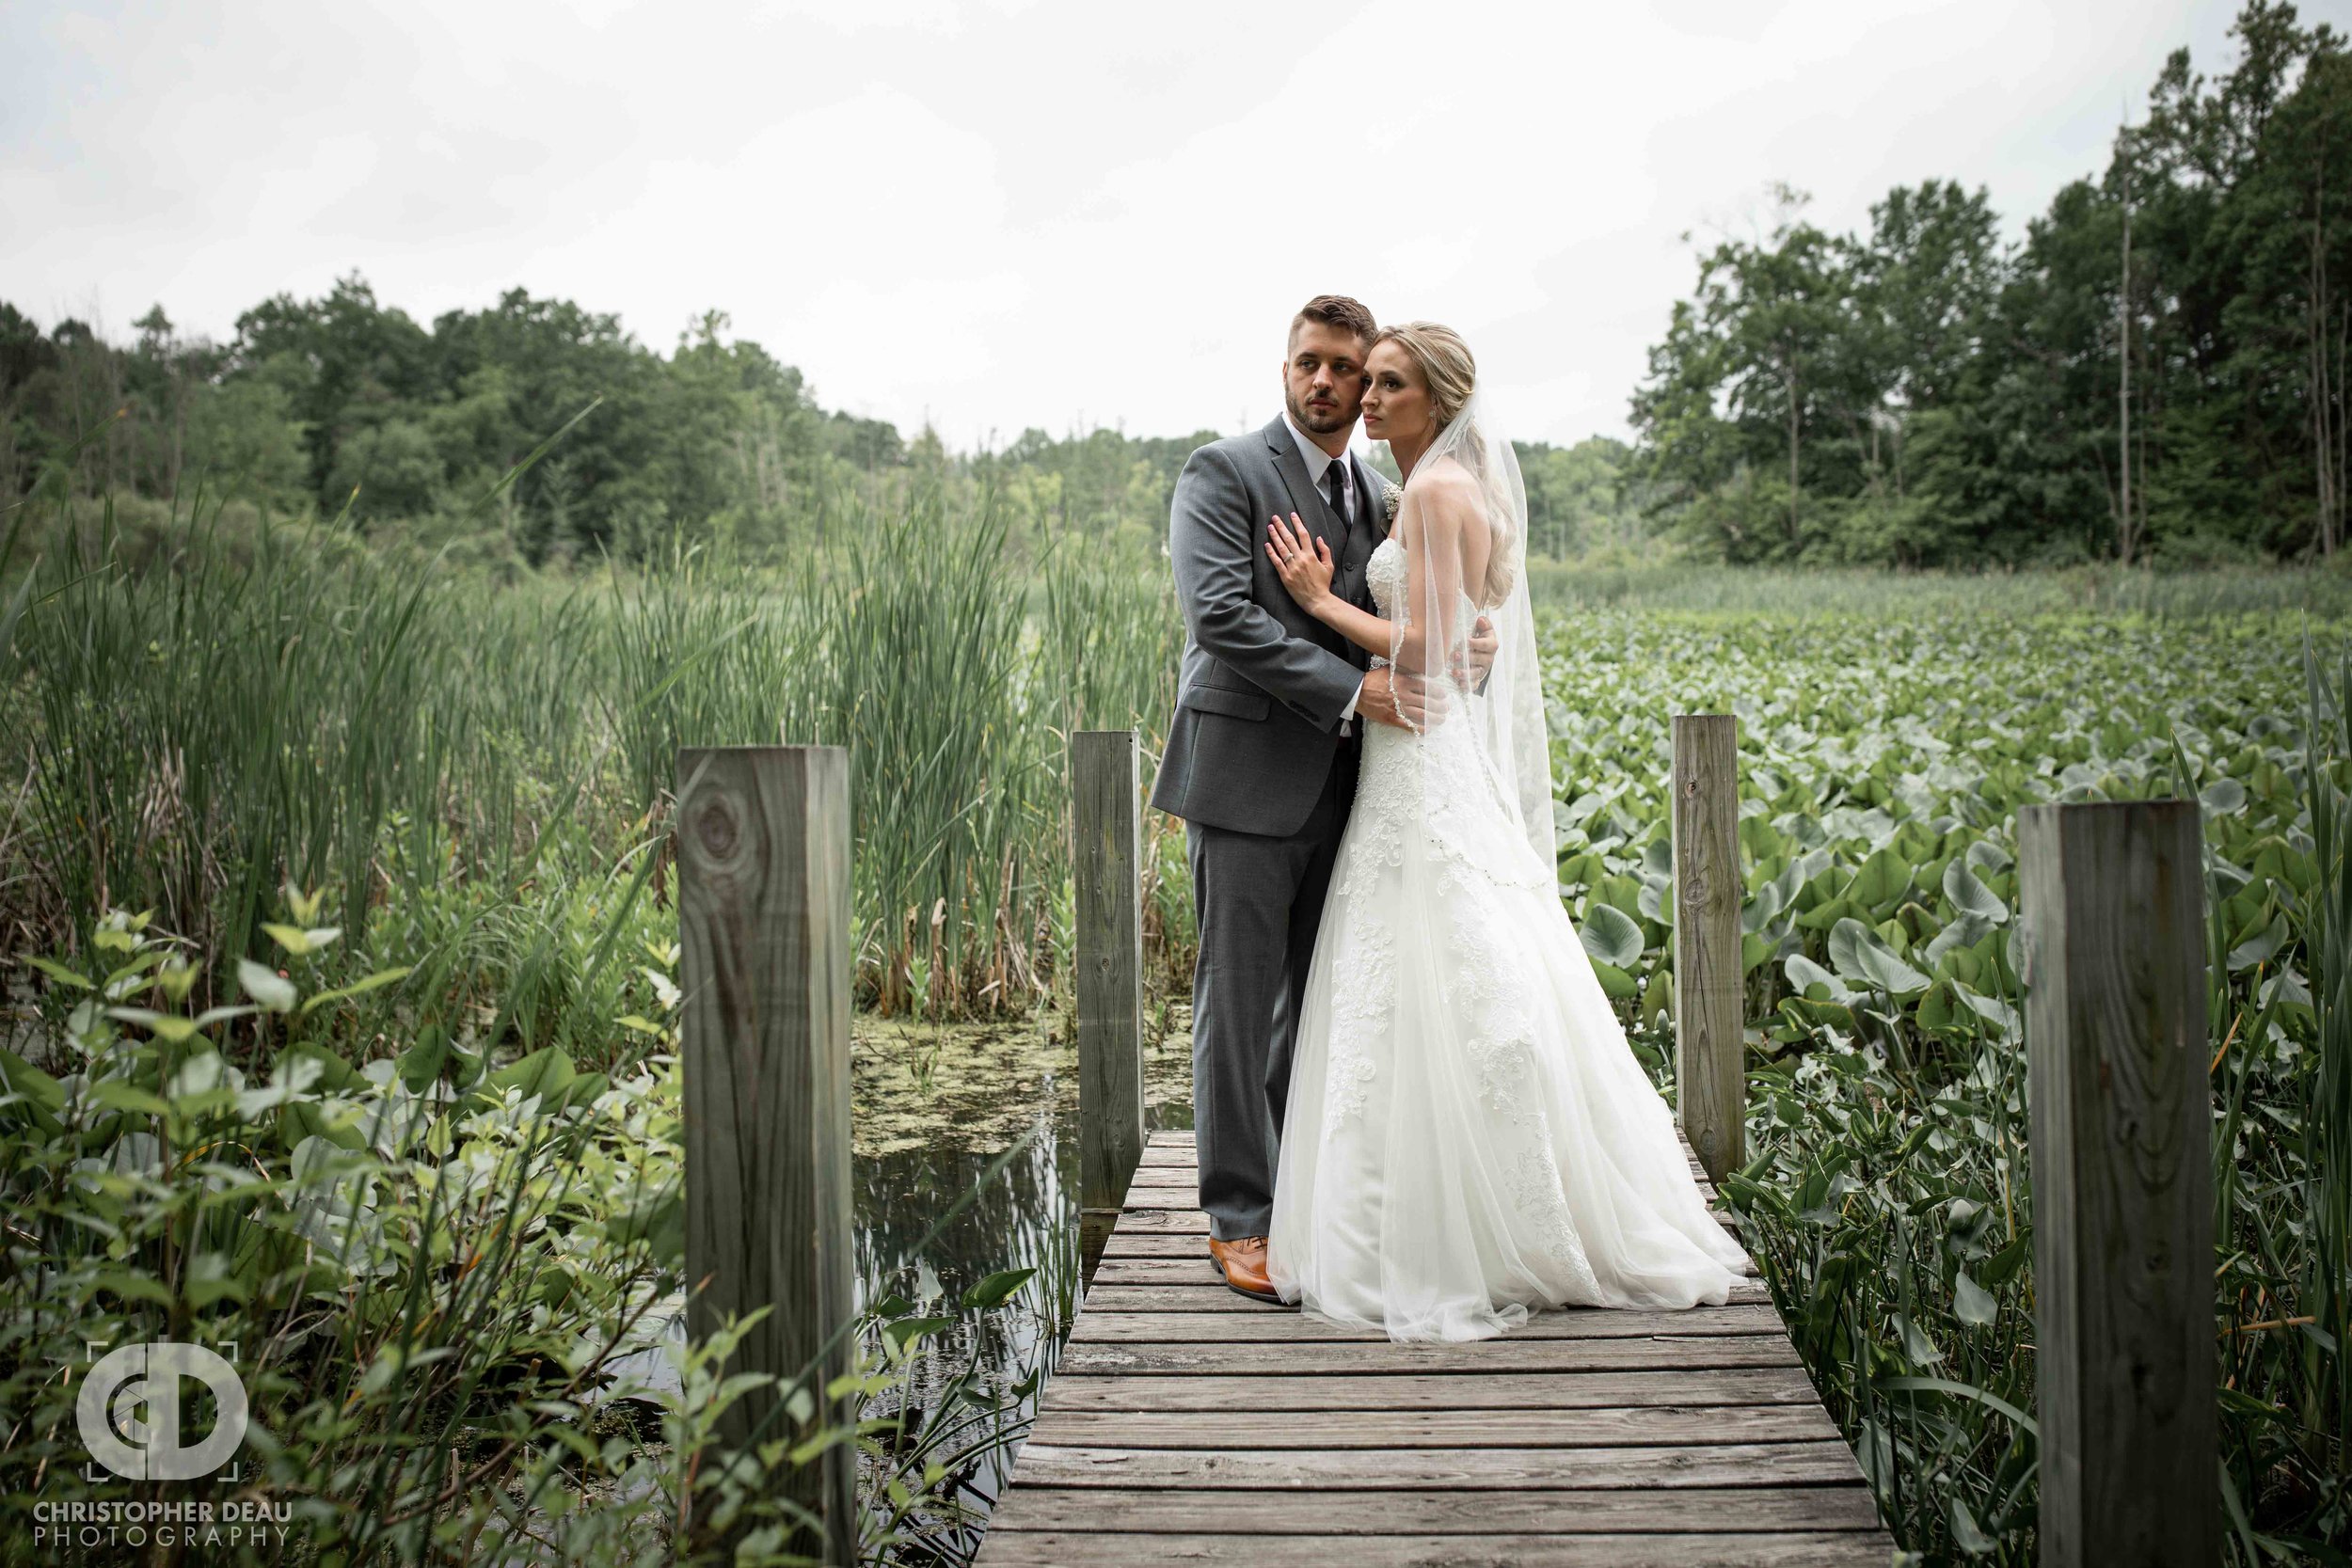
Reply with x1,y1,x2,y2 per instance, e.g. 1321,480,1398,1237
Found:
1323,460,1352,531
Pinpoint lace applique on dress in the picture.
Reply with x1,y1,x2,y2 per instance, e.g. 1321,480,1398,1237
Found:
1323,909,1395,1128
1507,1145,1605,1293
1442,896,1542,1128
1364,535,1408,623
1464,1032,1534,1120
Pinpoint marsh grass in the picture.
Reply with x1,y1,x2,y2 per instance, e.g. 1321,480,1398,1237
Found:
0,479,1168,1562
0,454,1123,1565
1,482,1187,1036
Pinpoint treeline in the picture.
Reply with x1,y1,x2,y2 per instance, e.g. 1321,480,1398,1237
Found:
0,278,1647,574
1634,1,2352,566
0,282,1164,571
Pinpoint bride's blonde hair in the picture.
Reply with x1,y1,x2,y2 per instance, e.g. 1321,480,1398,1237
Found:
1374,321,1515,606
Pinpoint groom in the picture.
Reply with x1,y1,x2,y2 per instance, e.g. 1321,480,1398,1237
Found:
1150,294,1486,1301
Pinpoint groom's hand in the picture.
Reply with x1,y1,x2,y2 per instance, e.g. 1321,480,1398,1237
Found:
1358,667,1449,730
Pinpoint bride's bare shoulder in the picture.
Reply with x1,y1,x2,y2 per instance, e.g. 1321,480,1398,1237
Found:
1407,453,1477,495
1405,457,1486,526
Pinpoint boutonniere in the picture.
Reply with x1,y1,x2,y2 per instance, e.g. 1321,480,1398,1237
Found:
1381,482,1403,528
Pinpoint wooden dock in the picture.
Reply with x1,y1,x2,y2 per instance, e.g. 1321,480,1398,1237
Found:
975,1128,1898,1567
684,732,2216,1562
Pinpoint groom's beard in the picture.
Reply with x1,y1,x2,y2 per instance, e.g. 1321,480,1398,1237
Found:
1285,388,1357,437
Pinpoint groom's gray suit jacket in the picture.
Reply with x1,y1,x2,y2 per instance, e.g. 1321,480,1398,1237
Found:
1150,414,1383,1243
1150,416,1382,835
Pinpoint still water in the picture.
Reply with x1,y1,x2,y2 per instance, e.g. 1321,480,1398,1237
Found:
847,1009,1196,1520
613,1006,1195,1558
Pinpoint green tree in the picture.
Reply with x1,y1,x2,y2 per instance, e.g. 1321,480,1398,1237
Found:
1632,1,2350,568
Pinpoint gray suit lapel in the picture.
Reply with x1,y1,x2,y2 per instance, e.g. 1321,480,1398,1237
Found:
1263,418,1377,620
1263,417,1347,554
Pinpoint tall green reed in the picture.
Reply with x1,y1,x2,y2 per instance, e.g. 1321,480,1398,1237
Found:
1037,537,1193,989
602,534,831,818
1037,540,1181,740
17,497,442,979
827,482,1039,1017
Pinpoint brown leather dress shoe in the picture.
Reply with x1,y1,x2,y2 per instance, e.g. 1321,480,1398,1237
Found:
1208,1235,1283,1303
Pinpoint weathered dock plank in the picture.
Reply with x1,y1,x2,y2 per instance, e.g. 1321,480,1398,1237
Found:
1001,1440,1874,1490
1054,1338,1808,1375
1083,1277,1776,1308
986,1485,1888,1534
1025,1403,1845,1449
1030,1368,1828,1412
974,1531,1895,1566
1065,1304,1788,1343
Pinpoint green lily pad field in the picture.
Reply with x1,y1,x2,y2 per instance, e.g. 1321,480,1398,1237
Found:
1529,608,2347,1563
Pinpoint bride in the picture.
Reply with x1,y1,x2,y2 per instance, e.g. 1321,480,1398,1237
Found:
1260,321,1749,1342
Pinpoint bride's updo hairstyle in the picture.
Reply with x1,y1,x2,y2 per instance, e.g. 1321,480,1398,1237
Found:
1374,321,1515,606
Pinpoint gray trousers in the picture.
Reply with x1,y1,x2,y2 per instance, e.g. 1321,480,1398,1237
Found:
1187,754,1349,1241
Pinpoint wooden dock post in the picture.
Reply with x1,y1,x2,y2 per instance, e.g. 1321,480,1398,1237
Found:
1073,730,1146,1279
1673,713,1744,1185
676,745,856,1561
2017,800,2217,1568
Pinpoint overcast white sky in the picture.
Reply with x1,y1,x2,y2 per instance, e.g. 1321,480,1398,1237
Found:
1,0,2322,450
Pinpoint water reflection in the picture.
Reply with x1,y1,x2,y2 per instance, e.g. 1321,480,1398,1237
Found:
612,1008,1194,1558
851,1013,1192,1545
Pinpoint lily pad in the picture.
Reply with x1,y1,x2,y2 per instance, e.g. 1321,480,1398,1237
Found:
1828,918,1931,995
1579,903,1646,970
1941,859,2010,927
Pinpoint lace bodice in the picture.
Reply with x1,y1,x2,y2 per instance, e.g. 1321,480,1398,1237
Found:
1366,536,1407,621
1343,534,1550,909
1364,534,1480,641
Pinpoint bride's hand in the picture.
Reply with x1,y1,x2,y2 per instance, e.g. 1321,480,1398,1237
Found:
1265,514,1334,611
1452,615,1500,689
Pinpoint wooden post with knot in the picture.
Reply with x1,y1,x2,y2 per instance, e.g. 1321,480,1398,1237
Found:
676,745,856,1561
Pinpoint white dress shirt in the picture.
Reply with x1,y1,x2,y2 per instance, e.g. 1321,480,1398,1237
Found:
1280,412,1367,730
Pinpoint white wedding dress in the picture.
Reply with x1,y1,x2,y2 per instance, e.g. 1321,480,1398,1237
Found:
1265,530,1750,1341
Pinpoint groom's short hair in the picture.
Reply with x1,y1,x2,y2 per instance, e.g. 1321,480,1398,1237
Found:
1290,294,1376,354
